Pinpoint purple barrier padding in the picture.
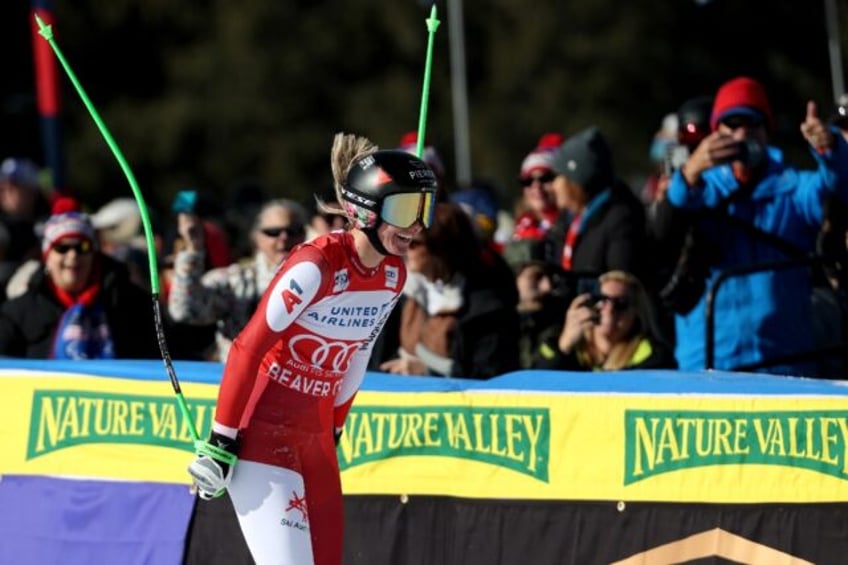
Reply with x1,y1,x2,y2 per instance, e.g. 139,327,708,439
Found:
0,475,194,565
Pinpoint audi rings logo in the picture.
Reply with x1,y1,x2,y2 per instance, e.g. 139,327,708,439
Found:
288,334,359,371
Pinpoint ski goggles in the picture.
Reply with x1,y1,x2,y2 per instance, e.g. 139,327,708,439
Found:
380,192,436,229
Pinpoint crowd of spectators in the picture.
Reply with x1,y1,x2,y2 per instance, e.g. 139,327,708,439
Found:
1,75,847,379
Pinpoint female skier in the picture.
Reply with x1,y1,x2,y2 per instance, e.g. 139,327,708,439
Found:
188,132,438,564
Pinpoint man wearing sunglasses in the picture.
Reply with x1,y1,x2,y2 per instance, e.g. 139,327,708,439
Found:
169,198,309,362
0,203,159,359
664,76,848,376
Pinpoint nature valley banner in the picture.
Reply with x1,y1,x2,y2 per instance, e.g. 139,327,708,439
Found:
0,370,218,483
338,391,848,503
3,367,848,503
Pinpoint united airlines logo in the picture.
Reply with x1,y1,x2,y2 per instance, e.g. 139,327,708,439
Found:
384,265,399,289
305,306,381,329
288,334,359,372
333,269,349,293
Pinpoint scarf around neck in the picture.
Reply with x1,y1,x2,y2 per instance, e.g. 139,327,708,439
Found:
49,267,115,360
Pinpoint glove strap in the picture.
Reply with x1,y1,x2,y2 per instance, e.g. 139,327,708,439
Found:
194,439,238,466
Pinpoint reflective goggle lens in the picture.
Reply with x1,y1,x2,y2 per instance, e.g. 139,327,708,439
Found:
380,192,435,228
419,191,435,227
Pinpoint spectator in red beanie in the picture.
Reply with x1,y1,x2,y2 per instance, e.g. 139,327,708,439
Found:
710,76,775,133
511,133,562,242
663,75,848,377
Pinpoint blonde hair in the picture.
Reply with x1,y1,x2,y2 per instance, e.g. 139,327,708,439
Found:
316,132,379,222
580,270,652,370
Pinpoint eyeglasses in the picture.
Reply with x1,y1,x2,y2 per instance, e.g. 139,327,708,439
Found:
720,115,764,131
596,294,632,313
53,240,93,255
259,225,305,238
519,172,556,187
380,192,436,229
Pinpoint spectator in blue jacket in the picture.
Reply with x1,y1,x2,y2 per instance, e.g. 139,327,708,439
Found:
666,76,848,375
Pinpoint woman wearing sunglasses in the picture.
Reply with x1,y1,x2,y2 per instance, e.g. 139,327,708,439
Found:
188,133,437,565
533,270,675,371
0,202,159,359
510,132,562,242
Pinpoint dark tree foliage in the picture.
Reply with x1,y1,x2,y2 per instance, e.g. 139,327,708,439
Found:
1,0,845,215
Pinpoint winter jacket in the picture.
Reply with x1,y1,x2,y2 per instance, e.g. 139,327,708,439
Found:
545,182,648,285
533,334,676,371
399,248,520,379
0,255,160,359
168,250,277,361
666,136,848,374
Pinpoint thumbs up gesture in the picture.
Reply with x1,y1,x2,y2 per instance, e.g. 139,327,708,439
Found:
800,101,834,153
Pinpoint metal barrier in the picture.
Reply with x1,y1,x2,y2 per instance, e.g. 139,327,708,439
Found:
704,254,847,373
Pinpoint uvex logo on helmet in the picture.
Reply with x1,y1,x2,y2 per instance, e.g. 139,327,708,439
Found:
340,187,376,207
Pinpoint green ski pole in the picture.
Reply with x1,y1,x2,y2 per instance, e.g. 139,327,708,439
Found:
34,14,205,448
416,4,441,159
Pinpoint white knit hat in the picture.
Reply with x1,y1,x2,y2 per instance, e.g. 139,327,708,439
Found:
519,133,565,178
41,212,97,256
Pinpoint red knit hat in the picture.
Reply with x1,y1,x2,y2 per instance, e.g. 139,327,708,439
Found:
710,76,774,132
520,133,565,178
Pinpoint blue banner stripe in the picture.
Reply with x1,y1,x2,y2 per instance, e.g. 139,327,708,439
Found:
0,475,194,565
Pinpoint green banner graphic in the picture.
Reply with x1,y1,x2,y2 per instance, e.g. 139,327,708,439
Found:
625,410,848,484
339,405,550,481
27,390,215,459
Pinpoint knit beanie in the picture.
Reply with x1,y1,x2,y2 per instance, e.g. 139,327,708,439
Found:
42,211,98,256
710,76,774,132
520,133,565,178
0,157,41,189
550,126,614,195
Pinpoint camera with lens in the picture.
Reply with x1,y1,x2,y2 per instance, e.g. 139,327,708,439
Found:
733,138,765,168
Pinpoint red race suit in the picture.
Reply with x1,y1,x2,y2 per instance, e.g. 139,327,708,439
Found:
214,231,405,565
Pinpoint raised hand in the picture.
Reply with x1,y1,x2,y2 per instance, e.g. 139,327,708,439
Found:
557,293,598,355
177,212,205,252
800,101,834,153
681,131,743,186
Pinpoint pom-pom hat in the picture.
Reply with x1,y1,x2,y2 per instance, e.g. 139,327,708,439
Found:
42,212,98,256
520,133,565,178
